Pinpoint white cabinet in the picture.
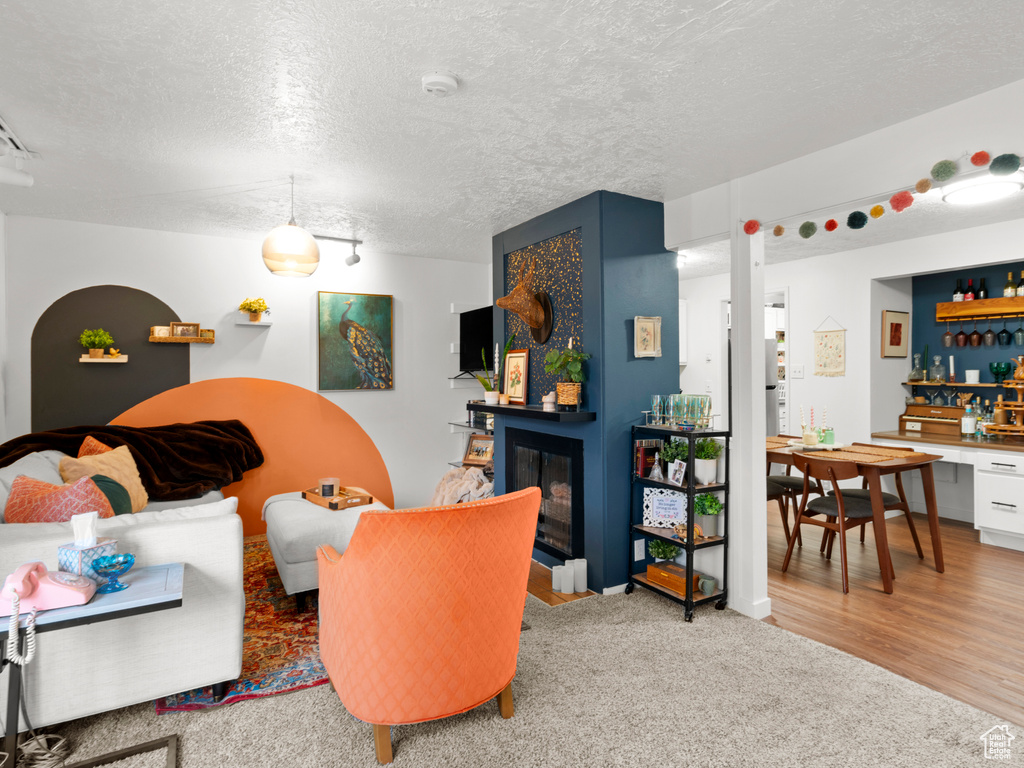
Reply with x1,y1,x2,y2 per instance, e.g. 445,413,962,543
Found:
974,450,1024,550
679,299,687,365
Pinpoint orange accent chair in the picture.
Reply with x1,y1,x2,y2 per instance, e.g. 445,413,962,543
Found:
317,487,542,764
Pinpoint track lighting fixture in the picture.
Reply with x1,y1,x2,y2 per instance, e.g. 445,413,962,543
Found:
313,234,364,267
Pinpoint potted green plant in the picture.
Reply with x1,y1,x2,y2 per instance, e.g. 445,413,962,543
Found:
694,492,722,537
79,328,115,359
660,438,687,484
543,345,591,409
475,335,516,404
648,539,681,562
238,297,270,322
694,437,722,485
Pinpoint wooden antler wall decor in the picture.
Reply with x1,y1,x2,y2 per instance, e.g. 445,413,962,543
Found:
496,255,553,343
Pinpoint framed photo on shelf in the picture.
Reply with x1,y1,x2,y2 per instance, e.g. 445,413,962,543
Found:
634,316,662,358
881,310,910,358
668,460,686,487
199,329,215,339
462,434,494,467
170,322,200,338
150,326,170,338
502,349,529,405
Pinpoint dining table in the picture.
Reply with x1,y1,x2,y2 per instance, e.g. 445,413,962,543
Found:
765,437,944,594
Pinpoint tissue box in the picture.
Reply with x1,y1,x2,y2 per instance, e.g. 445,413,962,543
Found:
58,538,117,583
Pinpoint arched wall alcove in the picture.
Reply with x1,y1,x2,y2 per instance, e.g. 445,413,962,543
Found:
31,285,189,431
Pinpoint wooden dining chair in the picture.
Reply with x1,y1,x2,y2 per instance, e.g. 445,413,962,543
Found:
782,453,889,594
767,435,822,546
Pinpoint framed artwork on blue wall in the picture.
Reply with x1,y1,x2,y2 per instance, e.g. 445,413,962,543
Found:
318,292,394,390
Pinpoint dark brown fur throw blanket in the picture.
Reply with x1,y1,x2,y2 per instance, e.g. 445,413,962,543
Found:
0,420,264,501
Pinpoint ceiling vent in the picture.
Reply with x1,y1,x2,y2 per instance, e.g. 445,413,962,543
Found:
421,72,459,98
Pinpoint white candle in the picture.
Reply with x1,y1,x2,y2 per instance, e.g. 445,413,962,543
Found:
949,355,955,377
568,336,573,349
552,565,566,593
572,558,587,593
822,407,827,429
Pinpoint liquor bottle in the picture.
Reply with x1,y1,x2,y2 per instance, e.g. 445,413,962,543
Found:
964,278,975,301
977,277,988,299
953,279,965,302
1018,270,1024,297
1006,272,1018,297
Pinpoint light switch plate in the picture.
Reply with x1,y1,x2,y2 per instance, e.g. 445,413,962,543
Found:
792,364,805,379
634,539,645,561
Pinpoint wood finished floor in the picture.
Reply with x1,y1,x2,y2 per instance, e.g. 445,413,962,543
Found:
527,560,596,606
764,501,1024,726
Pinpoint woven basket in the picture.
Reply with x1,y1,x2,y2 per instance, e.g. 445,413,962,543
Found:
556,382,581,406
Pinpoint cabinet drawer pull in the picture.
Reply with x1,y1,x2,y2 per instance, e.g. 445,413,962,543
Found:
991,502,1018,511
990,462,1019,471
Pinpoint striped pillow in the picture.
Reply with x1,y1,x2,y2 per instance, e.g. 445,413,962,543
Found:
5,475,115,524
78,436,114,458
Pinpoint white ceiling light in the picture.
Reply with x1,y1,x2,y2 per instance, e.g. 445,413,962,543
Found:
312,234,364,267
421,71,459,97
262,176,320,277
942,171,1024,206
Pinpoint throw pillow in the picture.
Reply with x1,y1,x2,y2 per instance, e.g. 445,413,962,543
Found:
90,474,132,516
78,436,114,458
60,446,149,513
5,475,115,524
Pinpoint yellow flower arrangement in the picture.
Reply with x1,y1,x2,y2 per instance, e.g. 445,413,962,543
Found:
238,297,269,314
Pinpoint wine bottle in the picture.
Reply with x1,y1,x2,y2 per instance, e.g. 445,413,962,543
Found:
1017,269,1024,297
953,279,965,302
1005,271,1017,297
965,278,975,301
977,277,988,299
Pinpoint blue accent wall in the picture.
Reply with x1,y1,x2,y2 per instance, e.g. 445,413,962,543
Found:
491,191,678,591
911,261,1024,383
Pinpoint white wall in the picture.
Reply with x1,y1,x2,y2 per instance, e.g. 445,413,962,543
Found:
4,216,491,509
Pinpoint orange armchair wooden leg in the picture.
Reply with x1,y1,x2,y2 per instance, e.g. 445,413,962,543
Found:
497,682,514,719
373,724,393,764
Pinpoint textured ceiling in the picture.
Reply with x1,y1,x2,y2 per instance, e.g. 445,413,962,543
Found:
2,0,1024,262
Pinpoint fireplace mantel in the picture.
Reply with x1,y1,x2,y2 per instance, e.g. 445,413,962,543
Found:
467,401,596,422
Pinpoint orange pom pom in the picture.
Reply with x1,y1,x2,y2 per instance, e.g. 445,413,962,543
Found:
773,225,785,237
870,205,885,219
824,219,838,232
915,178,932,194
890,190,913,213
971,151,991,167
743,219,760,235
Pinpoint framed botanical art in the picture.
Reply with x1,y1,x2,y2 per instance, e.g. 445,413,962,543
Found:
462,434,494,467
634,316,662,358
881,310,910,358
318,292,394,391
502,349,529,404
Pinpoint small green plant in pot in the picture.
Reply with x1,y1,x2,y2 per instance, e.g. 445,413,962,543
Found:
474,334,516,402
648,539,681,562
694,493,723,538
79,328,115,358
693,437,722,485
660,438,688,482
543,345,591,409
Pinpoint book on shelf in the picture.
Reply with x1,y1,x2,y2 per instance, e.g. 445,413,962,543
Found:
634,438,663,476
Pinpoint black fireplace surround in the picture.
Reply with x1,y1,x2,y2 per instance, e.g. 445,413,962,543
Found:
505,427,584,560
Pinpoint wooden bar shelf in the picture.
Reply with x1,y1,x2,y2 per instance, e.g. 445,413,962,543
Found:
936,296,1024,321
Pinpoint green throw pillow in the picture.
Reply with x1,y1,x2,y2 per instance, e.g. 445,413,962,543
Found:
90,474,132,516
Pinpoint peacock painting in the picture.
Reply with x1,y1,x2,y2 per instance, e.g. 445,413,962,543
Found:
318,292,393,391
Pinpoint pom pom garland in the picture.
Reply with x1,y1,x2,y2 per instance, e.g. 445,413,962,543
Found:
773,225,785,237
915,178,932,194
989,153,1021,176
847,211,868,229
971,151,991,167
743,219,760,235
798,221,817,239
890,190,914,213
824,219,838,232
870,205,885,219
930,159,958,182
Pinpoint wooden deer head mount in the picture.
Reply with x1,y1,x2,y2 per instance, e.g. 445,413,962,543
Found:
496,255,553,343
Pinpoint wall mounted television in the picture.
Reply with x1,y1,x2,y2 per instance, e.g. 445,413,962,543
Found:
459,306,494,373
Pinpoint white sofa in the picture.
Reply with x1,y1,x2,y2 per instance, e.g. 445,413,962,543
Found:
0,450,244,729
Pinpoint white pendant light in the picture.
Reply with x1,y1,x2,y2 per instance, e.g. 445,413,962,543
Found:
262,176,319,277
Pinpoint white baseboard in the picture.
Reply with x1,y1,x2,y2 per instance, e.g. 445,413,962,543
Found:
603,583,627,595
726,594,772,619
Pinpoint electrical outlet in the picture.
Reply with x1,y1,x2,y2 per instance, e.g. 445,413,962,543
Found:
792,364,805,379
634,539,645,561
705,379,713,393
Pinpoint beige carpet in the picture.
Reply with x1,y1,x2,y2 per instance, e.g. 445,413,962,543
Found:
53,590,1007,767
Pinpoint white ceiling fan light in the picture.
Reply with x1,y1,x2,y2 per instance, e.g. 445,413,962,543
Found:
941,170,1024,206
262,176,320,277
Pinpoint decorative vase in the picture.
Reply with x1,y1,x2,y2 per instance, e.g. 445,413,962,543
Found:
556,382,582,410
484,391,500,405
696,513,718,538
249,312,263,323
88,348,104,358
499,393,510,405
694,458,717,486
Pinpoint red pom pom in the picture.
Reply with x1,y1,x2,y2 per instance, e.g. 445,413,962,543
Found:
971,151,991,167
890,190,914,213
743,220,760,235
824,219,838,232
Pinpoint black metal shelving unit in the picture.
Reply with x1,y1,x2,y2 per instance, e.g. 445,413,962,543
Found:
626,424,730,621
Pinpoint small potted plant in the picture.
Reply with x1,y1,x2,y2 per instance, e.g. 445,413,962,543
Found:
543,343,591,410
648,539,681,562
79,328,115,359
238,297,270,322
660,438,687,483
693,437,722,485
693,492,722,538
475,335,516,405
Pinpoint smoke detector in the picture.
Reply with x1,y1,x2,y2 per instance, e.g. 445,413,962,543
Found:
421,72,459,97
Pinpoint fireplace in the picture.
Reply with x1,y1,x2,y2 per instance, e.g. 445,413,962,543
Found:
506,427,584,560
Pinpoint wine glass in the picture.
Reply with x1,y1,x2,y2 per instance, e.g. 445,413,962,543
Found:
990,361,1011,385
92,553,135,594
955,322,968,347
941,322,954,347
650,395,663,425
983,319,997,347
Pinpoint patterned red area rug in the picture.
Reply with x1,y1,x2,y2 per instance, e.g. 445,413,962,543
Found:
154,536,327,713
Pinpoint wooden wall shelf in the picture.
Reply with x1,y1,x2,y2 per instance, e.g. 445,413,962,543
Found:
936,296,1024,321
79,355,128,363
148,336,214,344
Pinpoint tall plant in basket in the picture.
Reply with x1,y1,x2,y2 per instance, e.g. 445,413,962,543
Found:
543,344,591,409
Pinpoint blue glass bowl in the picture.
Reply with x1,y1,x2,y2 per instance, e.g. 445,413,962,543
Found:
92,553,135,594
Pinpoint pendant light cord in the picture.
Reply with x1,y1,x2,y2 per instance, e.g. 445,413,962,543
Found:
289,175,296,226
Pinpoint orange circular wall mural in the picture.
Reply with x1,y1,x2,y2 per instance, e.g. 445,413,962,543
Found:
113,378,393,536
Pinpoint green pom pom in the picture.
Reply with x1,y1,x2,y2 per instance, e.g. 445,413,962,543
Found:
989,153,1021,176
931,159,958,182
847,211,868,229
798,221,817,239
